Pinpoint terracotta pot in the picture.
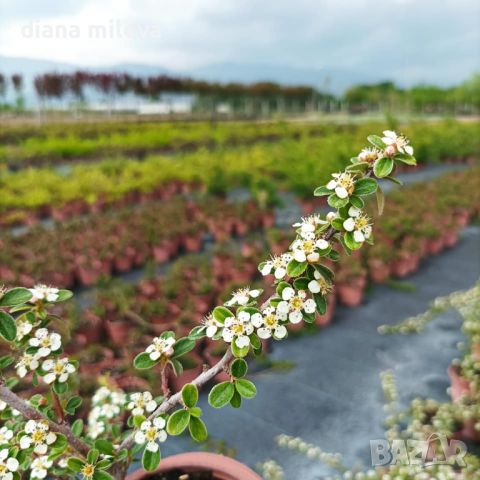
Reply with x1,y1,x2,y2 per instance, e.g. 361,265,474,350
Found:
448,365,471,402
183,235,203,253
391,258,411,278
114,256,133,273
459,419,480,443
336,281,364,307
105,320,133,346
76,267,102,286
152,245,170,263
425,237,444,255
442,231,459,249
126,452,261,480
368,260,391,284
472,343,480,361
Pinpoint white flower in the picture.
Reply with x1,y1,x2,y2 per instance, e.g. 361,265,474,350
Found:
145,335,175,361
28,285,59,304
42,358,76,384
127,392,157,417
358,147,382,164
87,417,105,439
326,172,356,199
20,420,56,455
30,456,53,479
326,211,337,223
308,274,333,296
15,353,40,378
87,386,126,438
0,427,13,445
277,288,316,324
28,328,62,357
343,206,373,243
381,130,414,156
134,417,167,452
203,314,222,338
293,215,327,240
225,287,262,307
260,253,292,280
16,320,34,341
222,311,258,348
290,237,329,264
252,307,287,340
0,449,19,480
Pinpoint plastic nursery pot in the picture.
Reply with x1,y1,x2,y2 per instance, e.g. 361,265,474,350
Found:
368,260,391,284
126,452,262,480
336,280,365,308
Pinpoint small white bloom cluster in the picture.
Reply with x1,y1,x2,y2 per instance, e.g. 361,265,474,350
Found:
20,420,56,455
127,391,157,417
30,456,53,479
14,326,76,386
326,172,356,199
277,287,316,324
28,285,59,304
260,253,292,280
343,206,372,244
134,417,167,452
382,130,414,157
145,336,175,362
87,386,126,439
0,449,19,480
290,215,330,263
225,288,262,307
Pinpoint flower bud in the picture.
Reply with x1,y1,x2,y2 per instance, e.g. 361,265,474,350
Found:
384,145,397,157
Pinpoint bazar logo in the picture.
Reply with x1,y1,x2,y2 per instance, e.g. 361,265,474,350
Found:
370,434,467,467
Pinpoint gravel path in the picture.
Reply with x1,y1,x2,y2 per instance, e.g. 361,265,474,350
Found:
161,225,480,479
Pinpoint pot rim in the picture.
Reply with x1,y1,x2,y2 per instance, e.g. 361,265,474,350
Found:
126,452,261,480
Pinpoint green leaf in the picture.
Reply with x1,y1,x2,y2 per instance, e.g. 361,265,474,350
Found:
367,134,386,149
275,281,291,297
384,175,403,185
373,157,394,178
286,259,307,278
167,409,191,435
53,381,68,395
376,185,385,216
188,326,207,340
314,264,335,283
54,290,73,303
65,396,82,415
67,457,84,473
94,439,114,456
327,194,349,209
234,379,257,399
93,471,114,480
189,416,208,442
208,382,235,408
189,407,202,417
172,338,196,359
0,312,17,342
293,277,309,290
0,288,32,307
230,358,248,378
231,341,249,358
87,448,100,464
346,162,369,173
230,390,242,408
353,178,377,196
313,185,331,196
182,384,198,409
313,294,327,315
134,352,158,370
343,232,363,250
395,153,417,165
0,355,13,370
142,448,161,472
71,419,83,437
96,459,113,470
349,196,364,209
212,306,233,325
170,358,183,376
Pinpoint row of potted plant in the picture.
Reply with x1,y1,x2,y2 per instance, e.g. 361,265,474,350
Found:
1,120,477,226
0,197,274,288
0,119,331,165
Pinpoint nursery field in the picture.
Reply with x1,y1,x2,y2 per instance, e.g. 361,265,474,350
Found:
0,116,479,478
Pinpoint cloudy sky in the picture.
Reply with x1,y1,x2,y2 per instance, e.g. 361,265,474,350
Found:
0,0,478,86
